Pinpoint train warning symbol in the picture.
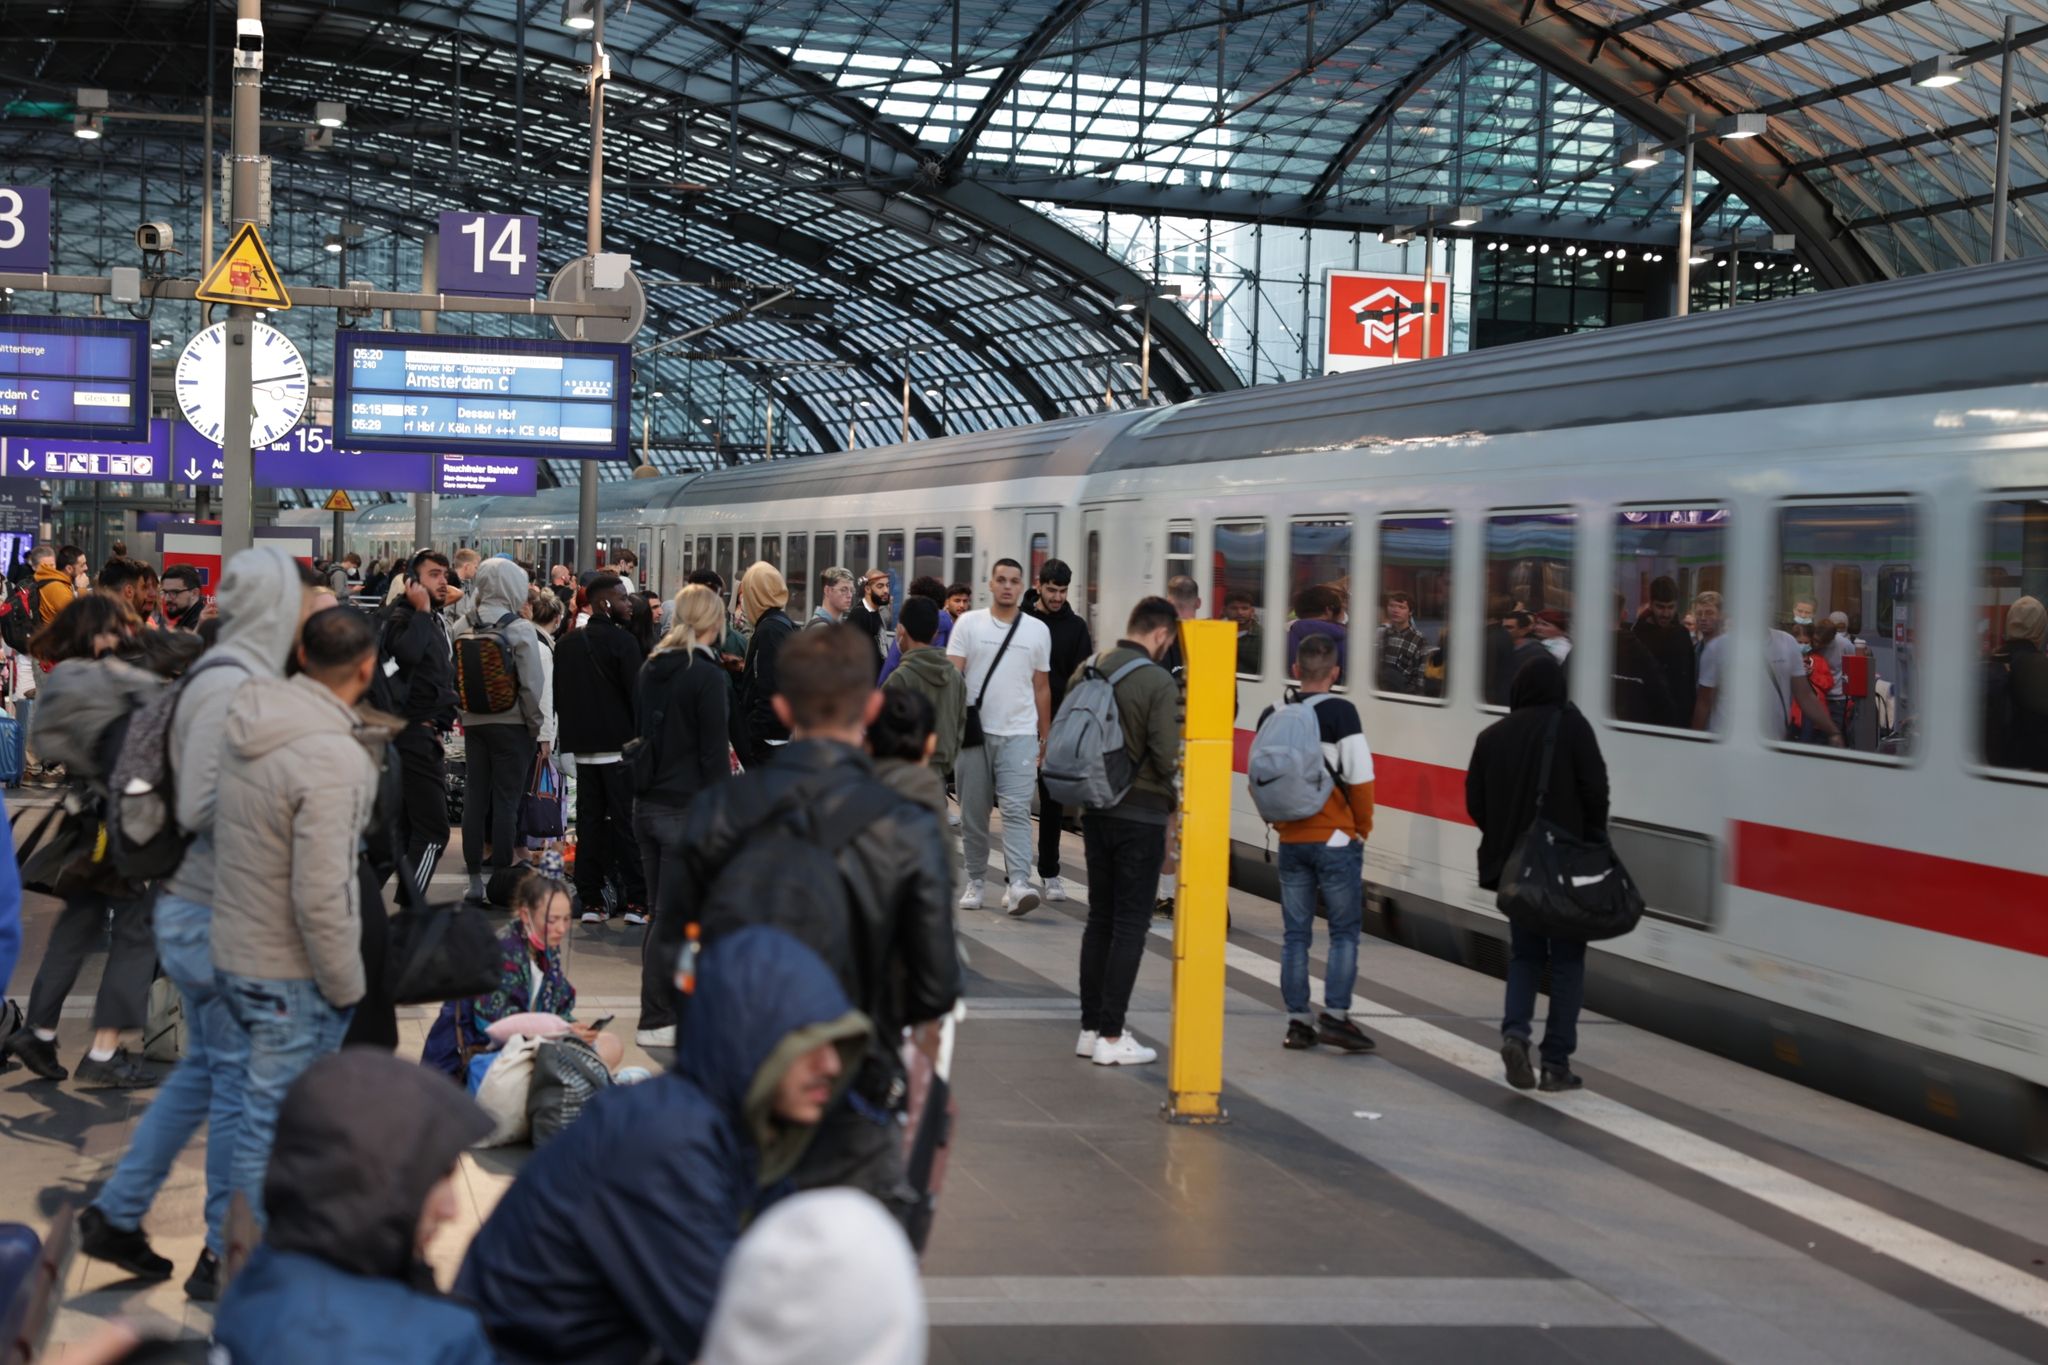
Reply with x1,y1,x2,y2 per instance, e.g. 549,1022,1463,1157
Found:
195,224,292,310
321,489,355,513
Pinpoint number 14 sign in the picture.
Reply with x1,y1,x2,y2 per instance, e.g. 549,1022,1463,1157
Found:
436,211,539,299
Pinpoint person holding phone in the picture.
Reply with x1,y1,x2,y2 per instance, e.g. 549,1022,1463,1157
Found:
380,549,459,895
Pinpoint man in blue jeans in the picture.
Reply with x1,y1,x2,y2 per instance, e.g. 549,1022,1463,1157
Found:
78,545,317,1301
1255,634,1379,1053
210,606,388,1231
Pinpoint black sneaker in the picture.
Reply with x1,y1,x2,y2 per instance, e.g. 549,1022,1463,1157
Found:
184,1248,221,1302
1283,1019,1318,1050
1153,896,1175,920
74,1047,159,1090
1538,1065,1584,1093
77,1205,173,1280
7,1031,68,1081
1501,1037,1537,1090
1316,1013,1376,1053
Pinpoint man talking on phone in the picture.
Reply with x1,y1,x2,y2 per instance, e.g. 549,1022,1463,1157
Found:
379,549,459,895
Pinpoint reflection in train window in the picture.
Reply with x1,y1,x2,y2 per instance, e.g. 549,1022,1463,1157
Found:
760,535,780,571
914,528,944,586
715,536,735,596
696,537,712,577
1287,519,1349,682
1979,498,2048,773
1612,508,1727,730
844,533,870,579
786,533,809,619
1774,503,1916,756
953,530,974,593
880,531,905,602
1212,521,1266,678
1028,531,1050,585
737,536,756,576
1085,527,1101,640
1485,512,1574,706
1378,515,1451,702
813,535,837,597
1166,520,1194,590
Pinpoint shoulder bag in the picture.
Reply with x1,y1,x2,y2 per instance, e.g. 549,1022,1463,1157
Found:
1494,708,1644,942
383,811,502,1005
959,612,1021,751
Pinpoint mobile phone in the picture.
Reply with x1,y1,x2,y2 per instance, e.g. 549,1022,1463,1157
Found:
590,1014,616,1031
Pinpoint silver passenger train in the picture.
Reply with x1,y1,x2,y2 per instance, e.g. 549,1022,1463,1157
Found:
294,257,2048,1162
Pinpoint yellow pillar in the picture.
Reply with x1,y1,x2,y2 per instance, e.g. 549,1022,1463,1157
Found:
1165,619,1233,1124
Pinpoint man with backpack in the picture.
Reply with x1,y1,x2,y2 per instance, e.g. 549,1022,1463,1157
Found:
453,558,551,904
648,624,959,1224
553,572,648,925
1065,596,1182,1067
75,544,320,1302
1248,632,1379,1054
378,550,458,895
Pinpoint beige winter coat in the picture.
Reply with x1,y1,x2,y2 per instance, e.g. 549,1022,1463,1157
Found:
210,673,389,1008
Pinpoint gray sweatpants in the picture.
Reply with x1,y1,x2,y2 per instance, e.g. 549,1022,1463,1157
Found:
955,731,1036,888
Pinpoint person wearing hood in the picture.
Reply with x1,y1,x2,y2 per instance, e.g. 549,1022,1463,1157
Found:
76,545,321,1301
211,606,395,1226
1464,653,1609,1094
698,1189,926,1365
882,596,964,782
212,1048,498,1363
735,561,797,766
458,927,869,1365
455,558,552,903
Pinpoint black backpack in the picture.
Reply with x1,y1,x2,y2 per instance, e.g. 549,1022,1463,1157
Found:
107,654,249,881
0,580,44,654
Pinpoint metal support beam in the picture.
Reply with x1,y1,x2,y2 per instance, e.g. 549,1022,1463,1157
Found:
941,0,1095,177
221,0,262,562
1661,0,1926,83
0,274,634,319
1305,32,1477,205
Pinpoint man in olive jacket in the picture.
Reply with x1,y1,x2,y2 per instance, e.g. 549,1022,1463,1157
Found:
1070,596,1183,1069
882,597,965,781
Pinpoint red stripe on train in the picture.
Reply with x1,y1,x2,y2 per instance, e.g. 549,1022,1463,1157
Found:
1730,822,2048,959
1231,729,1473,825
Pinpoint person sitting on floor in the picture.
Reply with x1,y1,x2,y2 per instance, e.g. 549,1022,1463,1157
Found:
422,857,623,1088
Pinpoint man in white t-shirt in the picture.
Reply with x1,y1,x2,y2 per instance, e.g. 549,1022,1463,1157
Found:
1765,627,1845,747
948,557,1052,914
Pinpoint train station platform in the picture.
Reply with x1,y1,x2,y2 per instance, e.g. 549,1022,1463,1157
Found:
5,801,2047,1363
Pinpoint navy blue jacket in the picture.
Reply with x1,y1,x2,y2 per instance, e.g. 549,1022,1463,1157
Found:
456,928,868,1365
216,1248,496,1364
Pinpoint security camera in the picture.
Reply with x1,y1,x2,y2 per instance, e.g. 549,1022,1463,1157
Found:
136,221,174,252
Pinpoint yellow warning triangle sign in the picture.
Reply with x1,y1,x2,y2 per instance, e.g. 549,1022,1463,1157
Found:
322,489,355,513
195,223,292,309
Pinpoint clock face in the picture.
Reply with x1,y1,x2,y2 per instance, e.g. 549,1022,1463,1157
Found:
174,321,311,449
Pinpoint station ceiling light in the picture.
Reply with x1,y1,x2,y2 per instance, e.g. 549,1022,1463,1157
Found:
1621,141,1663,170
315,101,347,128
1448,204,1483,228
1908,54,1964,88
1714,113,1768,140
322,233,344,254
72,113,103,140
1381,226,1416,246
562,0,596,30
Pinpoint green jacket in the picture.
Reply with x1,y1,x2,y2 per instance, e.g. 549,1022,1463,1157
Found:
884,644,966,780
1071,642,1182,821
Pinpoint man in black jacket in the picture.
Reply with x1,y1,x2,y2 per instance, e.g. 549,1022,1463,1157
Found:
650,624,960,1226
554,573,648,925
1028,559,1092,901
382,549,459,893
845,569,893,672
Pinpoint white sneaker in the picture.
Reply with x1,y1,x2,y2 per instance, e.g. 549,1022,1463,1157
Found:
1043,876,1067,903
580,909,604,924
958,880,984,911
622,909,649,927
1004,882,1040,917
947,810,962,828
633,1025,676,1048
1075,1029,1098,1058
1092,1033,1158,1066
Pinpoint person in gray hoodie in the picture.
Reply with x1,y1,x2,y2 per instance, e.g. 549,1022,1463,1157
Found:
78,544,319,1303
455,558,551,902
211,606,393,1231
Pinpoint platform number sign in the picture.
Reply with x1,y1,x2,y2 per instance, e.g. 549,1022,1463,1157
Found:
436,211,539,299
0,187,52,272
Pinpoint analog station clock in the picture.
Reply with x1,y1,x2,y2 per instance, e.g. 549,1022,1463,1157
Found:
174,321,310,448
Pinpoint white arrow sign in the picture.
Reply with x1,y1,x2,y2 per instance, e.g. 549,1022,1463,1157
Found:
183,461,203,482
14,455,30,473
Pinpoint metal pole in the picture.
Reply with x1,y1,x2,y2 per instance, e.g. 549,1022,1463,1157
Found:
219,0,261,561
1991,14,2015,264
763,387,774,461
1140,296,1153,402
413,233,437,553
1728,241,1739,307
1420,222,1435,359
900,346,911,444
1677,112,1695,317
576,0,606,570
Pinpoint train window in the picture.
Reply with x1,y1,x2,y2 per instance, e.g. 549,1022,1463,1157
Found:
814,535,837,595
1612,508,1728,731
914,528,944,586
715,536,735,595
844,533,870,579
1165,520,1194,589
1286,518,1349,682
1378,515,1452,703
1212,521,1266,678
952,529,974,594
1774,503,1917,756
1028,531,1050,584
696,536,712,575
1485,511,1575,707
880,531,905,603
760,535,780,570
1085,527,1101,640
1978,498,2048,774
737,535,756,576
785,533,809,619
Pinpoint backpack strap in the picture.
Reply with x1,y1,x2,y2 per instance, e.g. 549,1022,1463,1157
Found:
973,612,1024,712
1105,656,1154,687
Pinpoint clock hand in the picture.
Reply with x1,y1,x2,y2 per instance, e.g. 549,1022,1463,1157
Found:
251,374,302,385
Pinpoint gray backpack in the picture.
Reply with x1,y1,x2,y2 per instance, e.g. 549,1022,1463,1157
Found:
1041,654,1155,811
1247,693,1338,823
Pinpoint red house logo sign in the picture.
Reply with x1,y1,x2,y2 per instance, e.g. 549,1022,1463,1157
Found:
1324,270,1448,373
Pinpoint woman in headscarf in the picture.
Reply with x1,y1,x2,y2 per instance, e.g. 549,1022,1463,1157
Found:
736,562,796,767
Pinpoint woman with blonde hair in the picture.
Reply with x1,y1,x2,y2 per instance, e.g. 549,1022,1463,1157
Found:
736,562,796,767
628,583,735,1047
1986,595,2048,771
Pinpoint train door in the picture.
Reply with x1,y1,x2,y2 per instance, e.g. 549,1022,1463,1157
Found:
1081,507,1104,641
1022,510,1058,582
637,525,654,585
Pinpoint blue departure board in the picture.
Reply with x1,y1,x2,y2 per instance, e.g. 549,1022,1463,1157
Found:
0,315,149,441
333,330,630,461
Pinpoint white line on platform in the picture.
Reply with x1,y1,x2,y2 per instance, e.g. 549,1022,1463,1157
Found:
920,1275,1645,1328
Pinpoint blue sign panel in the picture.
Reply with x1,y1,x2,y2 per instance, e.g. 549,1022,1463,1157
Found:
436,212,541,299
0,188,52,273
0,315,149,440
171,420,538,495
5,418,173,481
439,455,538,496
334,330,630,461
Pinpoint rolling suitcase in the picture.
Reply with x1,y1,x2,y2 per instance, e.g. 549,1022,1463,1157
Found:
0,712,22,788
